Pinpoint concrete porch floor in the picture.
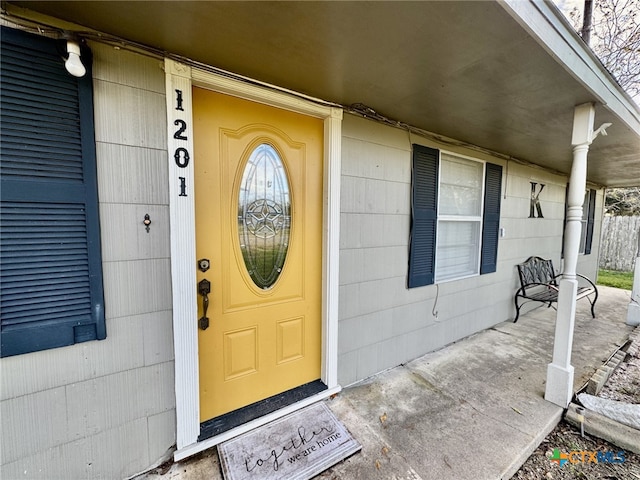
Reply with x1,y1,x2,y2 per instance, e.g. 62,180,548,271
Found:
138,285,635,480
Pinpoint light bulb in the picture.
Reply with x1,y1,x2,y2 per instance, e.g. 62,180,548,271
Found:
65,41,86,77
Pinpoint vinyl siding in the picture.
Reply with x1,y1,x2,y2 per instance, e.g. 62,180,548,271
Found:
337,113,603,386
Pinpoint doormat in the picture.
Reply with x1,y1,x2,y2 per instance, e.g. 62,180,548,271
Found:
217,402,361,480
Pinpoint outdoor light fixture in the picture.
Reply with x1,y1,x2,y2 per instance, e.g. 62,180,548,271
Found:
65,39,86,77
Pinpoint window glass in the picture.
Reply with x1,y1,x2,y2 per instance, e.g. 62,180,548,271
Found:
238,144,291,289
436,153,484,282
439,153,483,216
436,220,481,281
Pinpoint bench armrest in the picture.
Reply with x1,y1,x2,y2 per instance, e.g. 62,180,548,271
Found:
552,273,598,291
575,273,597,291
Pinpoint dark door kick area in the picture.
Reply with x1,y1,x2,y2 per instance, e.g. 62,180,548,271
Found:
198,380,328,441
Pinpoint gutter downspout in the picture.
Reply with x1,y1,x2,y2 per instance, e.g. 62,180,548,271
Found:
545,103,601,408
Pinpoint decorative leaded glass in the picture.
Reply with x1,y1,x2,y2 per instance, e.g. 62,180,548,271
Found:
238,144,291,289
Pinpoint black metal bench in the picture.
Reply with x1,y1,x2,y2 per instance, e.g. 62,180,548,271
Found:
514,256,598,322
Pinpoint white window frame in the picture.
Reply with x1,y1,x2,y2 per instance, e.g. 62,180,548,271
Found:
434,151,486,283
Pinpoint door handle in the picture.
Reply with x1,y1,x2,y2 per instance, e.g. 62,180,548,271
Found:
198,279,211,330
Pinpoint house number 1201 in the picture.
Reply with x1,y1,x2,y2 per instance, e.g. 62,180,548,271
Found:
174,89,189,197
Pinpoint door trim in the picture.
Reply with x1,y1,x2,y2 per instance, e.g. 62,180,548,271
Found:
164,59,342,460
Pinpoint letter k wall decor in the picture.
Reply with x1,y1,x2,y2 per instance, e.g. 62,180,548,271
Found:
529,182,545,218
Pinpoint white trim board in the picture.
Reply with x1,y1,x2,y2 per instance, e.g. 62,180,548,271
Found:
164,59,343,459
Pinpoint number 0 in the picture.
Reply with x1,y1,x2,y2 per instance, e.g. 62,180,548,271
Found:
174,147,190,168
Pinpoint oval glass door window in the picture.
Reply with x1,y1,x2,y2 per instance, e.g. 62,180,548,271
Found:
238,144,291,289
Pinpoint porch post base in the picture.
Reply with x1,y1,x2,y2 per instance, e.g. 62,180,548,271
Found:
627,303,640,327
545,363,574,407
626,259,640,326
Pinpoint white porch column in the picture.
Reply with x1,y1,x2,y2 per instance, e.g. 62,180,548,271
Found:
545,103,595,407
626,236,640,326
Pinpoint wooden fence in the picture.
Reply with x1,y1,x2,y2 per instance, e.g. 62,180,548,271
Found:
599,215,640,271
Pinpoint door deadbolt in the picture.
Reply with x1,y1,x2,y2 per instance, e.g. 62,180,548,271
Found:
198,258,210,272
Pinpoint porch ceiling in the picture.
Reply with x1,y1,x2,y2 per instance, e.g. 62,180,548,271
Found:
7,1,640,187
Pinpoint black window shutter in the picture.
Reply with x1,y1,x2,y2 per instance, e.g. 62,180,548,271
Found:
408,145,438,288
584,189,596,255
480,162,502,274
0,27,105,357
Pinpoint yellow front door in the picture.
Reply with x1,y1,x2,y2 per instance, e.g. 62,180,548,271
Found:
193,88,324,423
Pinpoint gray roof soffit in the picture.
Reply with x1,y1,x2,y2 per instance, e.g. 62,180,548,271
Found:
3,1,639,186
500,0,640,134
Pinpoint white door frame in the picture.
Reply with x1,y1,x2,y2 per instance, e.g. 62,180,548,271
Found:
164,59,342,460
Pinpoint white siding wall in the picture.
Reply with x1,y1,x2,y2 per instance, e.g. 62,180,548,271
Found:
0,44,175,479
337,114,603,386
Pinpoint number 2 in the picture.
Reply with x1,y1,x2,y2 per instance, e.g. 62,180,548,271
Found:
174,119,187,140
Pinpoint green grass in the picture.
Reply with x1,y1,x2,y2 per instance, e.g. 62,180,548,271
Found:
597,269,634,290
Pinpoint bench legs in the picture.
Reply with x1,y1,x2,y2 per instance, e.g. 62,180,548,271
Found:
514,292,598,323
514,297,555,323
588,290,598,318
514,296,522,323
